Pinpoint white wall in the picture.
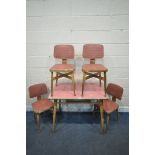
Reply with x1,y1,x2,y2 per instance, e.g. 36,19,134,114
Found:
26,0,129,112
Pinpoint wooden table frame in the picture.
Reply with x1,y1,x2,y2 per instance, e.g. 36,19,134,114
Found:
50,99,105,132
49,82,108,132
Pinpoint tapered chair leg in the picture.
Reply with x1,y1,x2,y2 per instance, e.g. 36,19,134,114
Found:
51,72,53,96
72,71,76,96
36,113,41,131
33,112,36,124
56,72,58,86
106,114,109,132
82,72,85,96
99,72,101,86
116,109,119,121
104,71,107,93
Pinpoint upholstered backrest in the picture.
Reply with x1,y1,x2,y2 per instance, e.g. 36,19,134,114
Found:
29,83,48,98
54,45,74,59
83,44,104,59
106,83,123,100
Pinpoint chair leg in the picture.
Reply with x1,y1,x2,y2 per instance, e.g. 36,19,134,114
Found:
106,113,109,131
51,72,53,96
36,113,40,131
72,71,76,96
56,72,58,86
116,109,119,121
82,72,85,96
104,71,107,93
99,72,101,86
93,104,96,117
33,112,37,124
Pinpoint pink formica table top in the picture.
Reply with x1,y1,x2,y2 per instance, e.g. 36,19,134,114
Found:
48,82,108,100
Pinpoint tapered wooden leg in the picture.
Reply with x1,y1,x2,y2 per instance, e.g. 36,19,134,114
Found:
72,71,76,96
53,104,57,131
106,114,109,131
100,101,104,132
82,72,85,96
99,72,101,86
33,112,36,124
36,113,40,131
56,72,58,86
104,71,107,93
116,109,119,121
51,72,53,96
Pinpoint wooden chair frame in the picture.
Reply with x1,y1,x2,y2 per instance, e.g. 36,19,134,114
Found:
33,96,54,132
29,84,54,132
50,59,76,96
82,58,107,96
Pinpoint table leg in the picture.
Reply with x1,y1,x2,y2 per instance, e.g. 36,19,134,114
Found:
100,100,104,132
53,103,57,131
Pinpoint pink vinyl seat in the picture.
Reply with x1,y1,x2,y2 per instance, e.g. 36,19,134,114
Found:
82,64,108,72
32,99,53,113
102,83,124,131
29,83,54,131
81,44,108,96
50,45,76,96
50,64,75,72
103,99,119,113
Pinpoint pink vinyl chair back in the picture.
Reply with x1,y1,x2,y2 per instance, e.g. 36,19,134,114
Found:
106,83,123,101
29,83,48,100
83,44,104,59
54,45,74,59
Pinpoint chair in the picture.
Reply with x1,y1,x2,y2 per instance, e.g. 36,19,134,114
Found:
81,44,108,96
103,83,123,131
50,45,76,96
29,83,54,131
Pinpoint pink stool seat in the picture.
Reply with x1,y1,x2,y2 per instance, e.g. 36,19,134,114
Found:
82,64,108,72
50,64,75,72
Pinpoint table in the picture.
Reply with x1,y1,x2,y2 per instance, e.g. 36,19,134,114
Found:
48,82,108,132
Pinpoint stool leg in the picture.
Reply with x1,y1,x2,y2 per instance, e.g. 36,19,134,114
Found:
82,72,85,96
104,71,107,93
51,72,53,96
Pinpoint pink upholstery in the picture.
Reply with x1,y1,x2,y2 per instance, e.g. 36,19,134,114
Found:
54,45,74,59
106,83,123,100
83,44,104,59
103,99,119,113
32,99,54,113
29,83,48,98
48,82,108,99
82,64,108,72
50,64,75,72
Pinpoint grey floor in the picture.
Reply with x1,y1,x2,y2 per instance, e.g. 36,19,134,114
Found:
26,112,129,155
